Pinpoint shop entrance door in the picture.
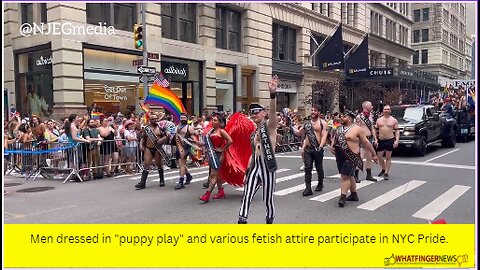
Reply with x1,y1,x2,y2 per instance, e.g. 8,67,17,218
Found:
170,81,194,116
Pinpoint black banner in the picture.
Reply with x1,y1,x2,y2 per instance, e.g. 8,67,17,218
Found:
317,24,344,71
345,35,369,77
161,61,189,81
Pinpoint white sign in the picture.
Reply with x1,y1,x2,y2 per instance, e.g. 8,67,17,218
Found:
36,56,52,66
137,66,156,74
451,80,475,89
164,65,187,78
277,80,297,93
104,85,128,101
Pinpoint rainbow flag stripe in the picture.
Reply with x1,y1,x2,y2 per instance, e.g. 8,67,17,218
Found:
144,83,186,123
91,112,103,120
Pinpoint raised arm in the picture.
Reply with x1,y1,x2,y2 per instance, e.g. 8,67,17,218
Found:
267,75,278,133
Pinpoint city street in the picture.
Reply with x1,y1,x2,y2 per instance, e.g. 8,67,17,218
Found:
4,140,476,224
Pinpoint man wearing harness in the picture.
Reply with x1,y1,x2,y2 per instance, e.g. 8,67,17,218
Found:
331,110,377,207
174,113,197,190
292,105,328,196
355,101,378,182
135,113,168,190
238,75,278,224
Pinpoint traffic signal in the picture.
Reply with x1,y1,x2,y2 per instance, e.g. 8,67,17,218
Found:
134,24,143,49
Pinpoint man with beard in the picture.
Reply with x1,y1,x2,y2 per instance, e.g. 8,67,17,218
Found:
238,75,278,224
355,101,378,182
174,113,198,190
331,110,377,207
135,113,168,189
374,105,399,181
292,105,328,196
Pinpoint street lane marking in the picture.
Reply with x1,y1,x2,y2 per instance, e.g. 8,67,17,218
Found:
134,169,209,180
152,168,291,183
126,166,208,180
327,174,383,181
274,184,307,195
412,185,471,221
422,149,459,163
277,156,475,170
309,180,376,202
4,205,77,221
235,169,295,191
357,180,426,211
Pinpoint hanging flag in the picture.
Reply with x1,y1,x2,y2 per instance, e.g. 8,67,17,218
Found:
145,82,186,123
315,23,344,71
345,34,369,77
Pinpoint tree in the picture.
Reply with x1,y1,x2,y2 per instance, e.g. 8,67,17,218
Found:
303,80,342,114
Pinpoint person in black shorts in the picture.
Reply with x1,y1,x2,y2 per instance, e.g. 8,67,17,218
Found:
331,110,377,207
374,105,399,180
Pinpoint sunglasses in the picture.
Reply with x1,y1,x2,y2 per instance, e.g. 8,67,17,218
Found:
250,109,264,115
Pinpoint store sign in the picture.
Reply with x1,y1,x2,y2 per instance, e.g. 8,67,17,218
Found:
369,68,393,77
451,80,475,89
36,55,52,66
104,85,128,101
161,61,188,81
277,80,297,93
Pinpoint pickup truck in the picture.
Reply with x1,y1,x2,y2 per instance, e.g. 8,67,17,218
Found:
391,105,457,156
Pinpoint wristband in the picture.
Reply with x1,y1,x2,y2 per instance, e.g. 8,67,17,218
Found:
270,92,277,99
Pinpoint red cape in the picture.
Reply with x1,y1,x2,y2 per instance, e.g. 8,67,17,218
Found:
219,113,255,187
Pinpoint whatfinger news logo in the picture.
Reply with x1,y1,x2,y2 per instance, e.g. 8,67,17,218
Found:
19,22,115,37
384,253,468,267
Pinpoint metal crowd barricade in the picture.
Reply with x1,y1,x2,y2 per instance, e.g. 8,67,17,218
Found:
275,127,303,153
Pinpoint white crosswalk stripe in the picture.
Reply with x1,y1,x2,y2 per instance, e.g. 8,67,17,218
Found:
309,180,377,202
357,180,426,211
412,185,471,221
235,169,294,192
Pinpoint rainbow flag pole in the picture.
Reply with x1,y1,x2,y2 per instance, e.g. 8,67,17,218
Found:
144,77,186,123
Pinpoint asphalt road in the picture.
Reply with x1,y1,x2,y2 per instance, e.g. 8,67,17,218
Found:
4,140,476,224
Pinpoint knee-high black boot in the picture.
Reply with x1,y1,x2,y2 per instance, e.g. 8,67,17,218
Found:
135,170,149,190
158,169,165,187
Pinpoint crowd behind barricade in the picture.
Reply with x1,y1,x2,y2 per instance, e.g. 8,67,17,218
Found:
4,106,326,181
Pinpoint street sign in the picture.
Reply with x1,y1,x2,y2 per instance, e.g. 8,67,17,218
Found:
148,52,159,60
137,66,156,74
132,59,143,66
139,75,155,83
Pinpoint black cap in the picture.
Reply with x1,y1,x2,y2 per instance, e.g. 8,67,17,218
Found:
249,103,265,113
344,109,356,118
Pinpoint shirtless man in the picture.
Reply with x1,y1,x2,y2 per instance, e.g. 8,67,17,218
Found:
355,101,377,182
238,75,278,224
331,110,377,207
135,113,168,190
374,105,399,181
174,113,198,190
292,105,328,196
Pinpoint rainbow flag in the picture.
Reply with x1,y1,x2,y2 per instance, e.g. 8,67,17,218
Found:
144,83,186,123
91,112,103,120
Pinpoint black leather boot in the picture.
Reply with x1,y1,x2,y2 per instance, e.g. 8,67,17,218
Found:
338,194,347,207
175,177,185,190
135,170,149,190
354,169,360,183
266,218,274,224
303,182,313,196
314,179,323,192
346,192,359,201
202,181,209,189
158,169,165,187
238,217,247,224
185,173,192,185
365,169,377,181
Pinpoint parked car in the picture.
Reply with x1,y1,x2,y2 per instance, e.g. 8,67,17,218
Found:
391,104,457,156
455,108,475,142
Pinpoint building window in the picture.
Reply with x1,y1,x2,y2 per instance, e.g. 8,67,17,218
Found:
422,8,429,21
442,50,448,65
422,29,429,42
86,4,136,32
443,9,449,24
421,49,428,64
413,50,419,64
413,30,420,43
21,3,34,25
413,9,420,22
216,6,241,52
272,23,296,62
215,65,236,112
161,3,196,43
40,3,47,23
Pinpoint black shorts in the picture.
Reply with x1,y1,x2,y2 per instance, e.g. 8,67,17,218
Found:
377,138,395,152
334,146,356,177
